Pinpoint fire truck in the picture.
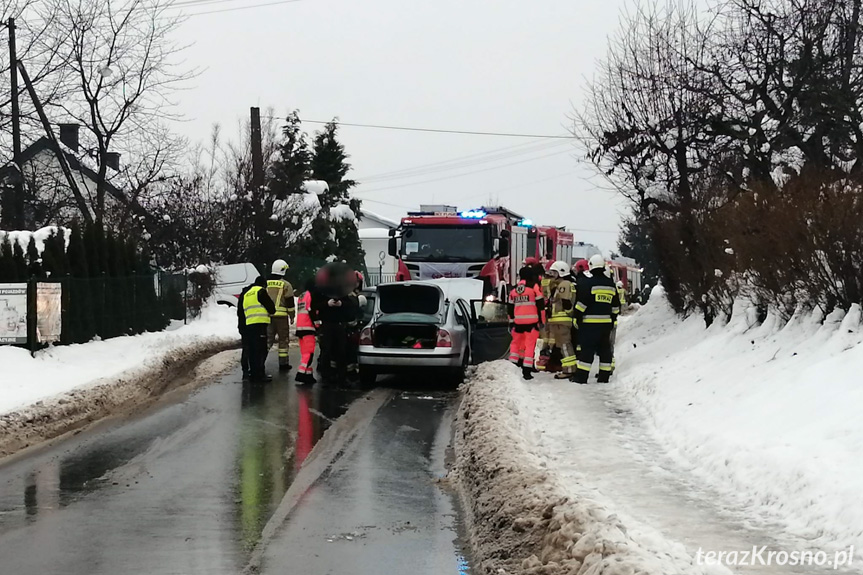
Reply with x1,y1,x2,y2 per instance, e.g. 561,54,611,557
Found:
387,205,574,298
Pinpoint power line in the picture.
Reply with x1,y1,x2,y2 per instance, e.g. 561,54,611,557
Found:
354,148,574,195
359,140,569,184
184,0,302,16
264,117,575,139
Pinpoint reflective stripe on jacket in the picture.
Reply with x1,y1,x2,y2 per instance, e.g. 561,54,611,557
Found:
509,283,544,325
243,286,271,325
296,291,314,331
267,279,291,317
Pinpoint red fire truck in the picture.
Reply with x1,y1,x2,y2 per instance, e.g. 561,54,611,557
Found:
387,205,574,298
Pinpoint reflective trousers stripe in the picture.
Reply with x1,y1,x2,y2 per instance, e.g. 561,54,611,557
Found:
583,316,612,324
575,302,587,312
599,362,613,372
576,361,592,372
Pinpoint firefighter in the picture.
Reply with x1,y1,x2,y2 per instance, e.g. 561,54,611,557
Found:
507,266,545,380
295,278,318,386
238,276,277,383
536,263,558,372
266,259,296,371
616,280,627,307
572,254,620,384
548,260,577,379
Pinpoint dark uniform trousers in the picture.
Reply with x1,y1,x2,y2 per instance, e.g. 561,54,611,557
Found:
242,324,269,380
574,323,615,384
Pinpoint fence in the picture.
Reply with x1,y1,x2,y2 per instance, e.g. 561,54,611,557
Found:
365,271,398,287
0,273,191,352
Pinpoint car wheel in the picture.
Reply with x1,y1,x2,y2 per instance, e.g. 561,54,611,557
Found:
451,352,468,385
359,366,377,388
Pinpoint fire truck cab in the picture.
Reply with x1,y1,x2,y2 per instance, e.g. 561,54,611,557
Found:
388,206,576,299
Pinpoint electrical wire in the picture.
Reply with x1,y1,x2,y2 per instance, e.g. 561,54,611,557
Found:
359,140,569,184
357,138,561,182
354,148,574,195
264,117,574,140
183,0,302,16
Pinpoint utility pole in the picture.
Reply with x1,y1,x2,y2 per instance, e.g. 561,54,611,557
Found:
3,17,23,229
250,107,264,190
249,107,266,268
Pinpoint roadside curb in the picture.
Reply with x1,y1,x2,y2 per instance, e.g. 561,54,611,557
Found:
0,337,239,461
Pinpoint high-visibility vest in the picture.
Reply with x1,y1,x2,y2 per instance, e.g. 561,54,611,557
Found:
296,291,314,330
267,279,289,317
243,286,271,325
509,283,543,325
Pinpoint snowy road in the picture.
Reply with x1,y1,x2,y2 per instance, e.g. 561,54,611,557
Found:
527,377,860,575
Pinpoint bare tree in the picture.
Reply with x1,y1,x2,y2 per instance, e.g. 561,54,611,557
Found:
41,0,195,226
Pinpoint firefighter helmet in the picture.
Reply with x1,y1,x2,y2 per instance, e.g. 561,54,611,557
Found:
271,259,289,276
616,280,624,288
549,260,570,277
574,259,590,274
588,254,605,270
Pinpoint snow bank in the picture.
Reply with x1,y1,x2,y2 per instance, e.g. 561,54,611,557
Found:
0,226,71,253
615,287,863,558
0,303,237,416
455,363,710,575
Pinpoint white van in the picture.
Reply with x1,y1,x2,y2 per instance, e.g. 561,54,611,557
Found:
213,263,260,307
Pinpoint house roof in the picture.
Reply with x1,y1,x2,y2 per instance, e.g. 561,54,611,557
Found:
0,136,123,197
360,209,398,228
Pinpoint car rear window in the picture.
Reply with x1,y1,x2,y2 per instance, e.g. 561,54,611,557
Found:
378,285,441,315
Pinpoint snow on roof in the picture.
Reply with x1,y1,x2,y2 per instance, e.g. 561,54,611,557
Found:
358,227,391,240
0,226,71,253
360,209,398,228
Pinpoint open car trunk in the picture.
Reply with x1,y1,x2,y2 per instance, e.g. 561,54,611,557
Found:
373,322,439,349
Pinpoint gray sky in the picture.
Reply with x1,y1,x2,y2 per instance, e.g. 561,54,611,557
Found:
173,0,630,254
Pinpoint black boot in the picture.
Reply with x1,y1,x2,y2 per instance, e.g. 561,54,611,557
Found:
522,366,534,381
572,371,589,385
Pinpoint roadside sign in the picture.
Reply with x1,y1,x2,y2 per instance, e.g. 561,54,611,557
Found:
0,284,28,344
37,283,62,343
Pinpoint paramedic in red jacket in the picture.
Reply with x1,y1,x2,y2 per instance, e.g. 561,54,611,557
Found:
294,278,318,386
508,265,546,380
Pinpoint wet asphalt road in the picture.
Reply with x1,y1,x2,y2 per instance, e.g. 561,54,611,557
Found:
0,348,471,575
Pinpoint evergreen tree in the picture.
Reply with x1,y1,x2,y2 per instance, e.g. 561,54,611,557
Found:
26,236,41,278
310,121,364,270
12,243,27,280
618,214,660,287
0,240,16,282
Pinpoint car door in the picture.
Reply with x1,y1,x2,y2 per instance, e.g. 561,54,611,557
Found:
467,299,512,364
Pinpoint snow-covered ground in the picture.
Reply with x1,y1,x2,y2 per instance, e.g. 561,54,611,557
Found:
0,303,237,416
456,290,863,574
614,287,863,563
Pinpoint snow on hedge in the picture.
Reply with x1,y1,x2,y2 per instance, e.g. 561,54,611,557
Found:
0,303,237,416
0,226,71,253
615,286,863,557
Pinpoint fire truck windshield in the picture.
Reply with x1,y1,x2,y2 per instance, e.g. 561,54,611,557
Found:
400,225,492,262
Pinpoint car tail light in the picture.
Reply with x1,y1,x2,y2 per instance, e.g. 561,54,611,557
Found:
360,327,374,346
436,328,452,348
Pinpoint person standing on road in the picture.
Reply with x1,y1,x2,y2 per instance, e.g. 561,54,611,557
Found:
295,278,318,386
548,261,577,379
507,265,545,380
267,259,296,371
536,262,558,372
238,276,277,383
572,254,620,384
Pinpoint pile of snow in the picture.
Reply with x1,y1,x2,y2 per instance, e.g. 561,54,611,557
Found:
614,286,863,557
0,226,71,253
0,303,237,416
455,363,709,575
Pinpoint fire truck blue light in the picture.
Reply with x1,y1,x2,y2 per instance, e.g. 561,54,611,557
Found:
459,209,487,219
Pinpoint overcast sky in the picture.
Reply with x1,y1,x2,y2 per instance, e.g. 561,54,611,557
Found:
173,0,631,254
